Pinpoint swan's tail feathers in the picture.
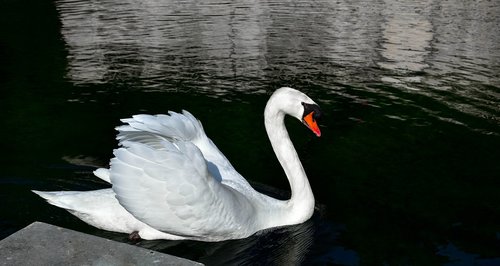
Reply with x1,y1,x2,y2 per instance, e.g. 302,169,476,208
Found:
93,168,111,183
116,110,205,145
32,190,74,210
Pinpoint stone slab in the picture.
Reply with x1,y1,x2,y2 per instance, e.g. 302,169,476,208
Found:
0,222,202,266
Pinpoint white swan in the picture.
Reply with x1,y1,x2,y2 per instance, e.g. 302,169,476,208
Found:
33,87,322,242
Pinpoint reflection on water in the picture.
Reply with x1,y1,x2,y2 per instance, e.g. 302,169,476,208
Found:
57,0,272,95
378,1,433,74
134,217,359,265
56,0,499,129
438,243,500,266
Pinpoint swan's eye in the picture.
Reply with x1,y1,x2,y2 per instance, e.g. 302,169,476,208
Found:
301,102,322,121
313,109,321,121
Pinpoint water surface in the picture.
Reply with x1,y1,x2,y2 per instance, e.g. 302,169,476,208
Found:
1,0,499,265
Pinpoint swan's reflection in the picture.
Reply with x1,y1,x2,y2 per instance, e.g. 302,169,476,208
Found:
132,218,314,265
131,211,360,265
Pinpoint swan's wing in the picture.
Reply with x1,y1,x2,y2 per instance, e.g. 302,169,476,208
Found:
115,111,253,191
110,139,256,240
93,168,111,183
117,111,201,144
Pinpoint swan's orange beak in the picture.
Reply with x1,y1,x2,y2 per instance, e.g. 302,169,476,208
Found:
303,112,321,137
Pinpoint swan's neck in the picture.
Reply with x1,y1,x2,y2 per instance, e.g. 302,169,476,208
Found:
264,105,315,225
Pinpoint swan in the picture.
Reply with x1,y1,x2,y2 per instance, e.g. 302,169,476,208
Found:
33,87,322,242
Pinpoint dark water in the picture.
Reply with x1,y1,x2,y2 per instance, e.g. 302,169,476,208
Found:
1,0,499,265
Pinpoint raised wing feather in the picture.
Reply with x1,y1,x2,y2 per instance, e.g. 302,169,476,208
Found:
110,139,257,240
115,111,254,194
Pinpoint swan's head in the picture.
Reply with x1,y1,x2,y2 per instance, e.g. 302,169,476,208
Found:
267,87,322,137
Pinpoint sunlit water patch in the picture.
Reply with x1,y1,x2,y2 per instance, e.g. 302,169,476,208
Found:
56,0,499,134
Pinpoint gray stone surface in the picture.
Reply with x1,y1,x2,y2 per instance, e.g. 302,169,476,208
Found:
0,222,202,266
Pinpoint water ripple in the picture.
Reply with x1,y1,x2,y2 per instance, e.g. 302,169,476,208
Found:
55,0,499,130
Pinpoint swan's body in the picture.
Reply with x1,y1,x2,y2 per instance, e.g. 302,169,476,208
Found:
33,87,321,241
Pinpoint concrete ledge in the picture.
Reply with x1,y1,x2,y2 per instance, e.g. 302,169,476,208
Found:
0,222,202,265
